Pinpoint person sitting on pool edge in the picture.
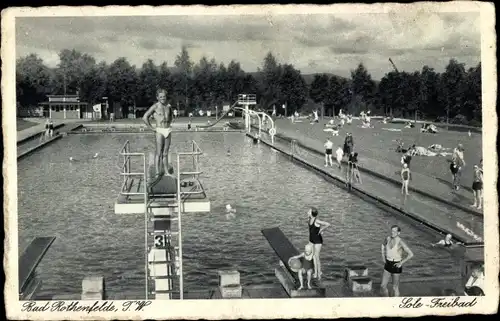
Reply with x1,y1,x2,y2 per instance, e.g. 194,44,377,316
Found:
289,243,315,290
143,88,174,189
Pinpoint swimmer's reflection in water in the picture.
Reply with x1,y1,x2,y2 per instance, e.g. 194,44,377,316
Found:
225,204,236,219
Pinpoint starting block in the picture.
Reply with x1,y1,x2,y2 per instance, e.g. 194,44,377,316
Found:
218,270,242,299
81,276,105,300
348,277,373,293
344,265,368,281
344,265,372,294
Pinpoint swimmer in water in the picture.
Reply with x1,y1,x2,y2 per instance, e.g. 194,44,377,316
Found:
431,234,463,247
227,149,231,156
289,243,315,290
225,204,236,219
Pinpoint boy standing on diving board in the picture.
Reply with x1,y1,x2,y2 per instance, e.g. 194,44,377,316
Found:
143,88,174,188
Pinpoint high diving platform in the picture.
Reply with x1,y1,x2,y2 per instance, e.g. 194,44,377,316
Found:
114,143,211,215
114,140,210,300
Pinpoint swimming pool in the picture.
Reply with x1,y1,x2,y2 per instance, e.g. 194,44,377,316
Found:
18,132,461,299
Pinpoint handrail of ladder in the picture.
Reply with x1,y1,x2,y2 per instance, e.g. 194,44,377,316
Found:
175,139,203,300
118,140,149,299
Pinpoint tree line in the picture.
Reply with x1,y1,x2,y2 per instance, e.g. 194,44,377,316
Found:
16,46,481,125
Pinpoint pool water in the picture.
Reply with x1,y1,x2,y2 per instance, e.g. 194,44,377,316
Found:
17,132,461,299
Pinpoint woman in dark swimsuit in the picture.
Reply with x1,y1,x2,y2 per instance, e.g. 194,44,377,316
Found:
308,207,330,280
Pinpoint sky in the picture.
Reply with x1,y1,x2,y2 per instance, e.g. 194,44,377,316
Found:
15,12,481,80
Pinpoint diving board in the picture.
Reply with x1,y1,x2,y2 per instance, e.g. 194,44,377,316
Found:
261,227,325,298
19,237,56,300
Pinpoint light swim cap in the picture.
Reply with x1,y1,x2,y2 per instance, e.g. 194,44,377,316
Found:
226,204,232,210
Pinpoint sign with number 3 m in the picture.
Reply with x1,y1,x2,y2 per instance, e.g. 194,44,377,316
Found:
154,235,167,248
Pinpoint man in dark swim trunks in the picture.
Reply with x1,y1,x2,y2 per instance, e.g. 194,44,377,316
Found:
380,225,414,297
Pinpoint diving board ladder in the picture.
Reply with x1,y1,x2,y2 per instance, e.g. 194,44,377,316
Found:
119,140,207,300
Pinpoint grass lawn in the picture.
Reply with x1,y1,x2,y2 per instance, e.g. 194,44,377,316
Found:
16,118,39,131
275,118,483,187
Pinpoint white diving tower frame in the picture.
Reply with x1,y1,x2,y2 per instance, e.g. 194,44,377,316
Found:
115,140,211,300
237,94,276,144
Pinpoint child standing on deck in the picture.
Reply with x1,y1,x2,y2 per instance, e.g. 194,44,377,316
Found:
401,163,410,195
335,146,344,170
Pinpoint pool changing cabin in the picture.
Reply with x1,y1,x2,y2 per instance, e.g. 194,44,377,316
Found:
115,140,211,299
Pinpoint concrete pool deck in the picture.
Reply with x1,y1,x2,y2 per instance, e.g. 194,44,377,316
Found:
17,119,90,144
266,121,482,217
248,131,483,245
45,275,465,300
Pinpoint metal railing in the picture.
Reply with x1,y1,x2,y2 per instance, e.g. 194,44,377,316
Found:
119,140,149,299
176,140,204,300
119,139,204,300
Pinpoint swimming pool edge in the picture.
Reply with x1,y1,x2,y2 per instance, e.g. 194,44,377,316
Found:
247,132,481,246
265,130,482,218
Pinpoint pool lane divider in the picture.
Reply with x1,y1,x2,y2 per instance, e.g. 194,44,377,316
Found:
17,134,63,160
263,129,481,218
247,132,476,246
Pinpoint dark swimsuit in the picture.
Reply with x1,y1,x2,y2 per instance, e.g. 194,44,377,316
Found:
309,217,323,244
301,256,315,271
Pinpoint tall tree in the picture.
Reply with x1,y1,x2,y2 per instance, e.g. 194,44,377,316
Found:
16,54,52,108
309,74,330,104
173,46,194,109
325,76,351,116
55,49,96,98
419,66,441,120
440,59,467,122
137,59,160,106
107,57,139,116
461,63,481,123
158,62,173,101
350,63,376,106
259,51,282,109
279,64,308,114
